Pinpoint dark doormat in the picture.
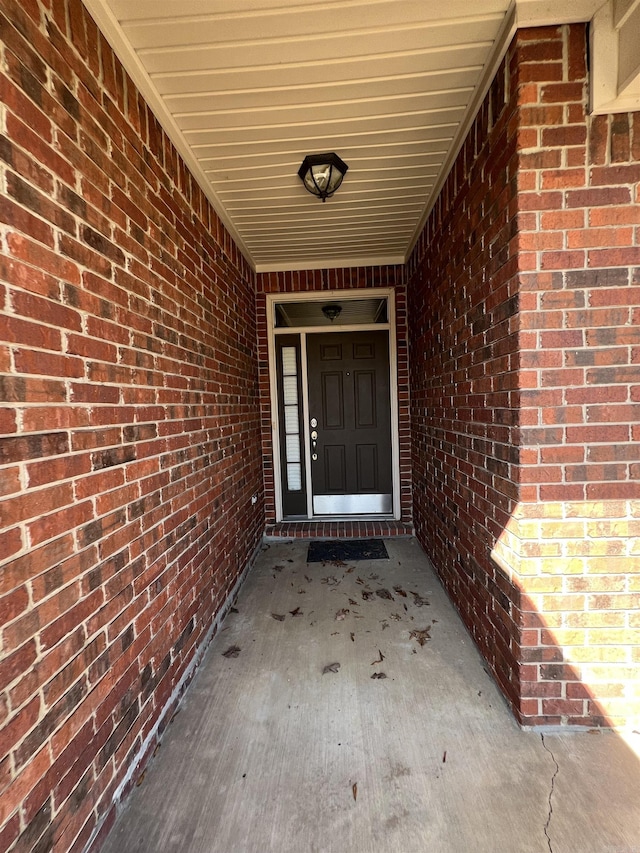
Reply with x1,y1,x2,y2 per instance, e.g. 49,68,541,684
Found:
306,539,389,563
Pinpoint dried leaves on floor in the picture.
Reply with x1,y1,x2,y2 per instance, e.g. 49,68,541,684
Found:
371,650,385,665
222,646,241,658
371,672,387,680
289,607,303,617
322,662,341,674
352,782,358,801
376,588,394,600
271,613,285,622
412,592,430,607
335,608,350,621
410,626,431,646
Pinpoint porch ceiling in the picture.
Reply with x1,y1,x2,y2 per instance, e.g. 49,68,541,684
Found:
83,0,603,273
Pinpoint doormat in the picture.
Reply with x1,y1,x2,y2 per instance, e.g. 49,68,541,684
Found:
306,539,389,563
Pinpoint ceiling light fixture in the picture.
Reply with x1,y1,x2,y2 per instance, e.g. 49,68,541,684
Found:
322,304,342,322
298,153,348,202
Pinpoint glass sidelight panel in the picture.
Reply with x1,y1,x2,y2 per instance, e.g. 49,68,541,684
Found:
276,336,307,517
282,346,301,491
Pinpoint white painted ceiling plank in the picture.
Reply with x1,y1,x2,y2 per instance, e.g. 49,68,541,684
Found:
89,0,606,271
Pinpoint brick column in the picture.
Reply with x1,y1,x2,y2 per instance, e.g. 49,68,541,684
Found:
493,24,640,726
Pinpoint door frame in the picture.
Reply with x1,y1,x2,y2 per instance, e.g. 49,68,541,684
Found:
267,288,401,522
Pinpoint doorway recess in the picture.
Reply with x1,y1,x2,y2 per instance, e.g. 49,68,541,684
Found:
267,290,401,523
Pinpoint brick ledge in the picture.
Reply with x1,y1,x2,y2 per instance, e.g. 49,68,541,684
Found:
264,520,414,539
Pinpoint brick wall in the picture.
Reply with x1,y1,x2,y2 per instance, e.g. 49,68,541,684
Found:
408,24,640,727
499,24,640,726
406,51,522,710
256,266,412,529
0,1,263,851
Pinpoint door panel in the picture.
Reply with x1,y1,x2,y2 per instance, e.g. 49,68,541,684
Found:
321,373,344,429
307,330,392,515
355,370,376,427
356,444,378,492
324,445,346,492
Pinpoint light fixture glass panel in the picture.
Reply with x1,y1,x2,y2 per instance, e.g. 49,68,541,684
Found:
310,163,331,191
287,463,302,491
285,434,300,462
284,406,299,434
283,376,297,406
282,346,297,375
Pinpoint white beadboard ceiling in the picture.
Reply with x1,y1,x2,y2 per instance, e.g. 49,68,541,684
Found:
83,0,604,272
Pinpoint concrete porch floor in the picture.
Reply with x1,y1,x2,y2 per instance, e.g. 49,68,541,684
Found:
101,538,640,853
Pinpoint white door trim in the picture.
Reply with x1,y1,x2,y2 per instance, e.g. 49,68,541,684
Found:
267,289,400,522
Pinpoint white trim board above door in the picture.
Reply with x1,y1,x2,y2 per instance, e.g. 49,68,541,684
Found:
267,290,401,523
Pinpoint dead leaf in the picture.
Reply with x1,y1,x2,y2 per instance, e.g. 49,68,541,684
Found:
136,771,145,786
322,662,341,674
381,621,389,630
362,590,375,601
390,613,401,621
348,598,358,606
271,613,285,622
321,576,340,586
222,645,241,658
298,589,306,594
305,575,313,583
350,632,355,642
371,650,385,665
229,606,239,614
409,626,431,646
376,588,394,600
331,631,339,636
345,566,355,574
290,607,303,617
331,559,347,567
335,608,350,621
442,750,447,763
371,672,387,680
355,576,365,585
411,592,430,607
352,782,358,801
393,585,407,597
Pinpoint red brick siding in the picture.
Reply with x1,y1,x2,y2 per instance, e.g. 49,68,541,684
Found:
516,25,639,503
407,52,522,710
408,24,640,728
0,1,263,851
256,266,412,528
512,24,640,727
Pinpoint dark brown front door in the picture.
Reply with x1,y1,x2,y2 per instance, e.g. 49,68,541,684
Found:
307,330,392,515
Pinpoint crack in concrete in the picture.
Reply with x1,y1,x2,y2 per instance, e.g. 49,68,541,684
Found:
540,733,559,853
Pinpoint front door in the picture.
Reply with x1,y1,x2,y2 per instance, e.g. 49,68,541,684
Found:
307,330,392,515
